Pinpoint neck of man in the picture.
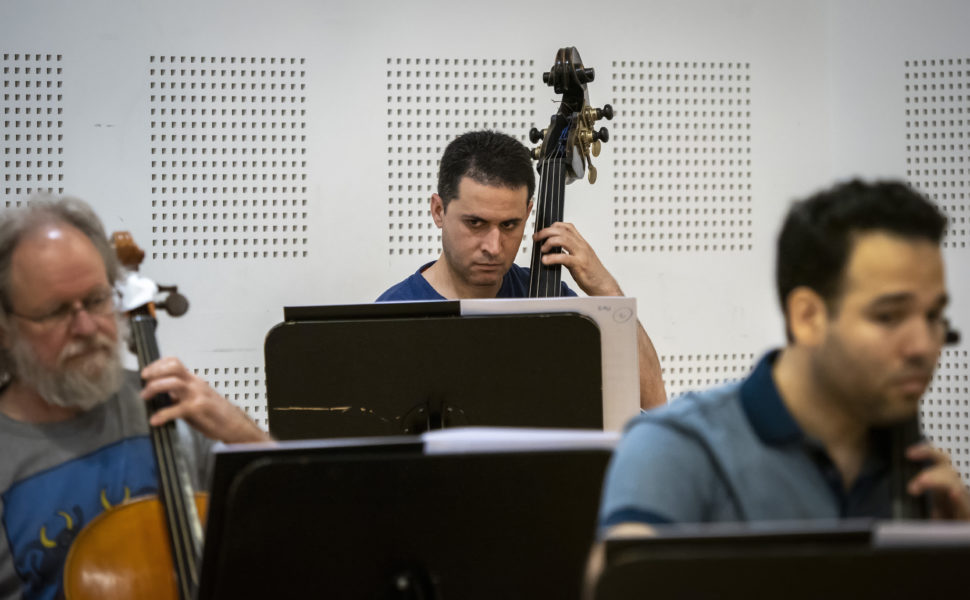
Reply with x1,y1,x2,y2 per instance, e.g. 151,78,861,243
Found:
0,377,83,423
422,255,502,299
772,346,870,490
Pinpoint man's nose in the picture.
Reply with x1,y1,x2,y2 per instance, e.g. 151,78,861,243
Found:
902,317,942,361
68,305,99,336
480,226,502,256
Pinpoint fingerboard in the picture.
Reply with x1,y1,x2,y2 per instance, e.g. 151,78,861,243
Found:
528,157,568,297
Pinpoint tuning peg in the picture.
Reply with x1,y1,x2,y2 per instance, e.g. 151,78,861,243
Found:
157,284,189,317
587,163,597,184
592,127,609,143
599,104,614,120
592,140,601,158
576,67,595,84
529,127,544,144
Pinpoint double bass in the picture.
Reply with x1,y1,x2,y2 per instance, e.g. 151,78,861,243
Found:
527,46,613,297
63,233,204,600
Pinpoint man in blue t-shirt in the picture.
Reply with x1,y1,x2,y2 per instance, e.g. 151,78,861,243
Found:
378,130,666,410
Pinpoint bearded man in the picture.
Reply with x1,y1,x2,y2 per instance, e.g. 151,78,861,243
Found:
0,195,269,600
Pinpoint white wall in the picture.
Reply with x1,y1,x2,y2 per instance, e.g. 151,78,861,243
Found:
1,0,967,480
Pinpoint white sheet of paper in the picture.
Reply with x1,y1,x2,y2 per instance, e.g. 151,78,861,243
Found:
459,296,640,431
422,426,619,454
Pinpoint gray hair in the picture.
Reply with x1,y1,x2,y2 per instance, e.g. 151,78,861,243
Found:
0,194,119,380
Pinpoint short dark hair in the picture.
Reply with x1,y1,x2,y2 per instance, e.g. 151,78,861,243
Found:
776,179,947,338
437,130,535,210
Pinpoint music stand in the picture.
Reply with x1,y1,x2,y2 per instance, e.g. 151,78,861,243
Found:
197,432,615,600
264,301,604,439
593,521,970,599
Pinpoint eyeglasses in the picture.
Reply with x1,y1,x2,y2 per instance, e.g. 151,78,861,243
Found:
7,287,117,331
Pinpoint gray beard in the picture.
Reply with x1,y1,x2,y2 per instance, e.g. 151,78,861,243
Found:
10,324,124,412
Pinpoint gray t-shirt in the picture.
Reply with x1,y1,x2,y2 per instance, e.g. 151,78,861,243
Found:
0,371,211,600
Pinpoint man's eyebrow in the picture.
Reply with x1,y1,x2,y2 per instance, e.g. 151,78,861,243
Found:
869,292,949,308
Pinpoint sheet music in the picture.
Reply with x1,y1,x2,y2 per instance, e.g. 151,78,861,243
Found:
460,297,641,431
875,521,970,547
422,427,619,454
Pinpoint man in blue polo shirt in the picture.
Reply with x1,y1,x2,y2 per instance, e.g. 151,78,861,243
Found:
599,180,970,529
378,130,666,410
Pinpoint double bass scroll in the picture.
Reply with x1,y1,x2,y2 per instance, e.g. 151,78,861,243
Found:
527,46,613,298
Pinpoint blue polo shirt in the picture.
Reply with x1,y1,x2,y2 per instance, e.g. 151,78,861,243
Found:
376,262,576,301
599,351,892,527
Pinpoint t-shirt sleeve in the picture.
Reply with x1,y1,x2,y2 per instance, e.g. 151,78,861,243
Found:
598,417,718,530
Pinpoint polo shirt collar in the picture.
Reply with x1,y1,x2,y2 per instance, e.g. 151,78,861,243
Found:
740,350,804,445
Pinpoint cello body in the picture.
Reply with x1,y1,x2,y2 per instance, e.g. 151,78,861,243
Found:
63,494,208,599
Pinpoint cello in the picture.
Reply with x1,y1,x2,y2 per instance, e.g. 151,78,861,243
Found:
63,232,205,600
527,46,613,297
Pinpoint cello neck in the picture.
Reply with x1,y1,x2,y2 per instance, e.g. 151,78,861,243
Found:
528,157,568,298
130,314,204,600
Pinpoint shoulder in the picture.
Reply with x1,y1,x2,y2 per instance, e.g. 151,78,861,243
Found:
599,382,746,526
377,262,443,301
616,382,744,463
635,382,746,436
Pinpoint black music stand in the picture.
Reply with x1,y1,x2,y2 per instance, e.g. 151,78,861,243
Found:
593,521,970,599
197,436,613,600
264,301,603,439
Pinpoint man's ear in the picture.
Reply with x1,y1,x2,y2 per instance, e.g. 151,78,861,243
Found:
786,286,829,347
430,194,445,228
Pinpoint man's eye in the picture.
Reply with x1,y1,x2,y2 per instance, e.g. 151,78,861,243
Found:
501,222,519,231
872,312,903,325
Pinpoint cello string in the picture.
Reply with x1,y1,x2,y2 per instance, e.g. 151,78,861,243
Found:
136,317,201,595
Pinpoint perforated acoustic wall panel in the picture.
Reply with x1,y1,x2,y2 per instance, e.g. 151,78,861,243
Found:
610,60,753,254
385,57,537,257
148,55,308,261
1,53,63,203
662,352,758,401
923,350,970,485
193,365,268,430
904,57,969,249
902,57,970,484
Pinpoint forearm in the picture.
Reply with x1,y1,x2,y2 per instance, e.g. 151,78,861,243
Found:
637,320,667,410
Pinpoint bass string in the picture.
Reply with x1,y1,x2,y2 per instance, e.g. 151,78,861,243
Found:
532,154,567,297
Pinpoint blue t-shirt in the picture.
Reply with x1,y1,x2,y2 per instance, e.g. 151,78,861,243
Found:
598,351,892,528
377,262,576,301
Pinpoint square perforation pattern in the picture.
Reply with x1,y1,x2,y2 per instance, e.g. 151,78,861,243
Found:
611,61,753,253
662,352,757,401
149,56,309,260
904,58,969,249
2,53,64,202
193,364,268,431
922,349,970,486
385,57,537,257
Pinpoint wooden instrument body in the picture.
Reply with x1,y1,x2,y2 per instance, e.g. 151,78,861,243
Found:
63,494,208,599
